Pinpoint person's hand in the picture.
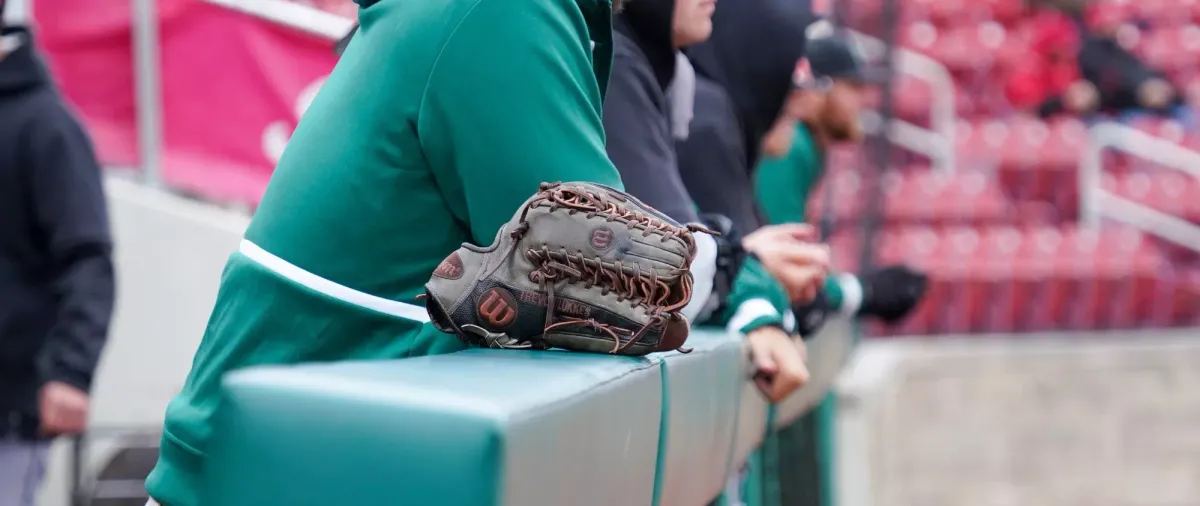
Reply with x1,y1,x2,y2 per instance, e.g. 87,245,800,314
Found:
857,265,928,323
1064,80,1099,113
39,381,90,436
746,326,809,403
1138,78,1175,110
742,224,831,304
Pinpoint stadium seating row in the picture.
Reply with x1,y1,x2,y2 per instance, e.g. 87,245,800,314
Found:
828,224,1200,334
197,324,855,506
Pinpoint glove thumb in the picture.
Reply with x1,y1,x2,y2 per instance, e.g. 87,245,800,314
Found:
424,243,493,333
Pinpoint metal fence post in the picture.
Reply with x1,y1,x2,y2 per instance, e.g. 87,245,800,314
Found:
132,0,164,187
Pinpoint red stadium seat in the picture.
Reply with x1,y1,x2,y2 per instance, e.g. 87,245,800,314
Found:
976,226,1025,332
1132,0,1194,26
1137,25,1200,75
892,75,934,125
1112,172,1200,223
1017,226,1070,331
881,171,1012,226
995,118,1089,210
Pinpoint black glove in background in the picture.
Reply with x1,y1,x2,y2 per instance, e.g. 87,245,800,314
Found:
790,289,831,340
858,265,928,324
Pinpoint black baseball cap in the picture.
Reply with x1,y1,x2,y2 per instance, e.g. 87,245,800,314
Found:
795,35,884,88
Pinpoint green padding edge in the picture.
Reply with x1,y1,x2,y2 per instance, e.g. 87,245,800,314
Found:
651,330,745,506
202,323,855,506
204,350,663,506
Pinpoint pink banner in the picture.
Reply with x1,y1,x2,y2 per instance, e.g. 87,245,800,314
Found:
36,0,340,204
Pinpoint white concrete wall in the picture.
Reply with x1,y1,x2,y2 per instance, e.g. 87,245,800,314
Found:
836,330,1200,506
39,176,249,506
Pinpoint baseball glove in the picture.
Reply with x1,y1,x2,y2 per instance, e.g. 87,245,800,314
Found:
423,182,711,356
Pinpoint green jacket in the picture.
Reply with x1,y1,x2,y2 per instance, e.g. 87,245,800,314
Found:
753,124,850,310
146,0,620,503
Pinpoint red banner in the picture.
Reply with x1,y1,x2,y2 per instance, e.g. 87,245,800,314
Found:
36,0,341,204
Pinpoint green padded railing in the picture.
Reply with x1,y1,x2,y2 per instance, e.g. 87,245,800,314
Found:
201,319,855,506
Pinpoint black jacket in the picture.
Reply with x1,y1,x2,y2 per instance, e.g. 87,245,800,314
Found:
677,0,813,234
604,1,700,224
604,2,753,321
1077,35,1177,113
0,27,114,440
1039,34,1180,118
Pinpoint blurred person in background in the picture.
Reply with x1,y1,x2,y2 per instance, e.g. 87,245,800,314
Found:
756,36,928,338
1004,9,1097,118
1026,0,1093,16
1007,5,1187,122
676,0,815,242
0,3,115,505
1075,5,1189,124
602,0,826,401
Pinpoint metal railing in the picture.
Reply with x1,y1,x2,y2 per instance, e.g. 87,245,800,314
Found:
128,0,353,188
845,28,958,174
1079,122,1200,251
201,0,354,40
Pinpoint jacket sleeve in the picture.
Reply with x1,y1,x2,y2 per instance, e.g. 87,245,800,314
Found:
676,88,763,236
603,43,702,225
418,0,623,245
602,42,721,322
28,107,115,392
721,257,790,334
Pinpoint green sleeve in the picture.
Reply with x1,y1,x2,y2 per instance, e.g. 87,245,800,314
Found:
823,276,844,309
720,257,791,334
754,128,822,226
419,0,622,245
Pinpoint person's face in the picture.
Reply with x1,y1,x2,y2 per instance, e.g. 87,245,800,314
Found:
784,89,822,122
816,79,866,142
672,0,716,47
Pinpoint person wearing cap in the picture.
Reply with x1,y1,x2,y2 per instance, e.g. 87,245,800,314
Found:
752,35,930,506
755,35,928,337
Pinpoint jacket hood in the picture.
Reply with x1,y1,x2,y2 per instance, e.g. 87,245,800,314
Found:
0,27,50,98
685,0,814,169
614,0,676,90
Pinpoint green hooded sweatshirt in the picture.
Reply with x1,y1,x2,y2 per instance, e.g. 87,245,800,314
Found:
144,0,621,503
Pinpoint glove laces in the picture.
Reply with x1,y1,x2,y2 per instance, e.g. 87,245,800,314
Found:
512,183,710,353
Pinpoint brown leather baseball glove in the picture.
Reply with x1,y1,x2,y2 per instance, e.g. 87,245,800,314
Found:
423,182,710,356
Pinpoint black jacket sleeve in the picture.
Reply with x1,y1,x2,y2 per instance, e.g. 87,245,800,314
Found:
676,78,764,235
603,38,702,225
28,106,115,392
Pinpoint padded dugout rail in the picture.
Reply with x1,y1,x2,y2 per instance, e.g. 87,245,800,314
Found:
203,350,663,506
652,331,745,506
201,324,855,506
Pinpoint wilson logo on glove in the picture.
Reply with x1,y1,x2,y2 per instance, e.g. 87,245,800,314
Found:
422,182,712,356
433,252,465,280
590,227,615,251
477,288,518,328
